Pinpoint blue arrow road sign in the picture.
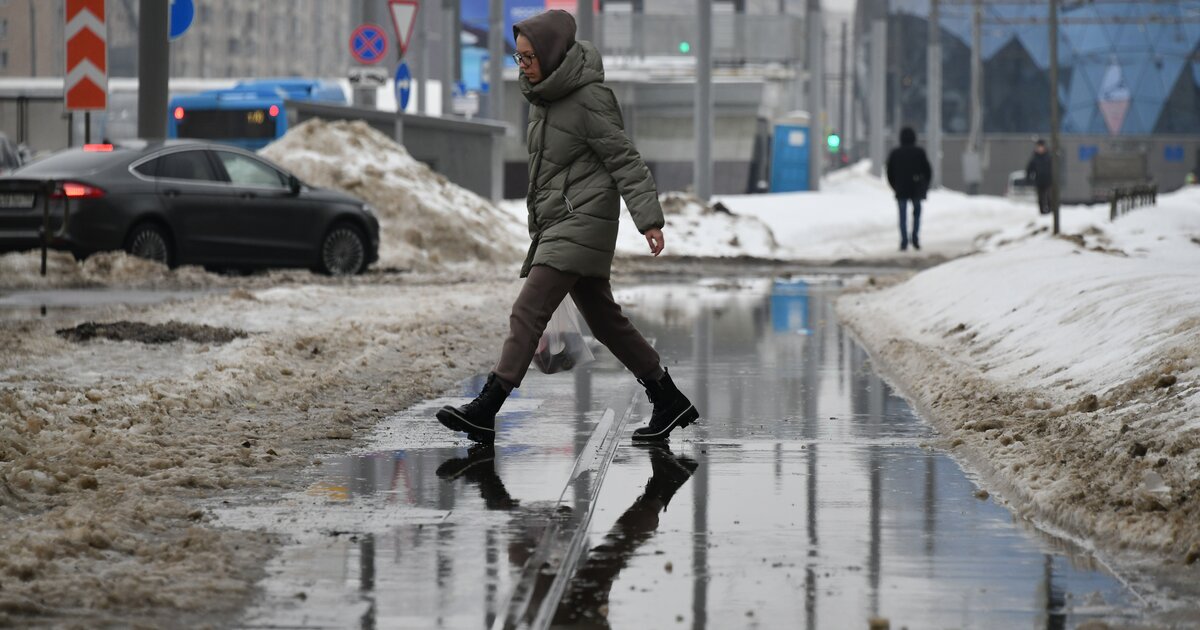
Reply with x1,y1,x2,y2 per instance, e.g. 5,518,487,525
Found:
169,0,194,40
395,62,412,112
351,24,389,65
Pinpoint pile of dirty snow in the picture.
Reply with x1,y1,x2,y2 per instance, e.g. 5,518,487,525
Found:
615,192,779,259
0,250,218,290
262,119,523,272
837,186,1200,567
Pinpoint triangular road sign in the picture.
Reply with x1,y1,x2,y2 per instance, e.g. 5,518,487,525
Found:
388,0,419,57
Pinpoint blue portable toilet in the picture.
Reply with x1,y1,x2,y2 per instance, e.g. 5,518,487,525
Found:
770,111,811,192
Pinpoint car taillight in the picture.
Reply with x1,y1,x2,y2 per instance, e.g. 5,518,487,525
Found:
51,182,106,199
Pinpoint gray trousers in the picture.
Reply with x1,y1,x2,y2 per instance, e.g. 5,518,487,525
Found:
494,265,662,388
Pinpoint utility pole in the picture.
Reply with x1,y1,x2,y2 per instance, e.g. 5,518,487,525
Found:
576,0,594,43
488,0,503,121
965,0,983,194
442,0,459,115
807,0,823,191
1049,0,1062,234
869,19,886,178
839,21,848,152
695,0,713,201
137,0,169,139
849,18,859,160
927,0,942,188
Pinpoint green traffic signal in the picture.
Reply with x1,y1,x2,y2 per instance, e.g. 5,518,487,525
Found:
679,41,691,54
826,133,841,152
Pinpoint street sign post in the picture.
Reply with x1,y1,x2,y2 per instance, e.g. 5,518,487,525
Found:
350,23,389,65
388,0,420,58
395,62,412,112
348,66,389,87
65,0,107,112
169,0,194,40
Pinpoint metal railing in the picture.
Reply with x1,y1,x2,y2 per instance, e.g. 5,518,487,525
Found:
1109,184,1157,221
596,14,806,64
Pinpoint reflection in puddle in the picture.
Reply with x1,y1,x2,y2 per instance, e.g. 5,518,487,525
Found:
226,276,1148,629
554,445,698,628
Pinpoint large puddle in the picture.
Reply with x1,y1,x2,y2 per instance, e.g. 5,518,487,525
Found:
220,277,1145,629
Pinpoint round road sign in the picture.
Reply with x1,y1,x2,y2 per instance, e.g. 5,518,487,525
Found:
350,24,389,65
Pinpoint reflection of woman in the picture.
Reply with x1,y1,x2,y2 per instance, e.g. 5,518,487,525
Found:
553,445,698,628
435,9,699,445
436,444,698,627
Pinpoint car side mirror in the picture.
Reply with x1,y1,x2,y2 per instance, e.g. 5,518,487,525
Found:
288,175,302,195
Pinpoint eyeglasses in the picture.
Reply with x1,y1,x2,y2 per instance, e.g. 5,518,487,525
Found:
512,52,536,67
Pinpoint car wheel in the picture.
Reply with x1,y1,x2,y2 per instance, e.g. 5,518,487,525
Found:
125,223,174,268
319,223,367,276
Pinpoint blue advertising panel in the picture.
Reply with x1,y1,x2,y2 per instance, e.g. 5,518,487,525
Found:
460,0,547,90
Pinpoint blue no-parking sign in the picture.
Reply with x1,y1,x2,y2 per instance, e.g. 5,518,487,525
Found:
169,0,194,40
395,62,412,111
350,24,389,65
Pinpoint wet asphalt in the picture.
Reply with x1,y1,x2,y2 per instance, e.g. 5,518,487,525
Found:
219,277,1147,629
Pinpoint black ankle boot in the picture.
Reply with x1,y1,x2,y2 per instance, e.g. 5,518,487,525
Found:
632,368,700,442
436,373,508,445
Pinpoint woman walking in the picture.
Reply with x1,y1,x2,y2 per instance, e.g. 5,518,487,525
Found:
436,10,699,444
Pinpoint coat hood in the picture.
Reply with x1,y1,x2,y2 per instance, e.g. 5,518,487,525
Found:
519,40,605,105
900,127,917,146
514,10,576,79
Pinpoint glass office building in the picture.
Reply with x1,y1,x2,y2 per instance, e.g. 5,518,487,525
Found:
859,0,1200,136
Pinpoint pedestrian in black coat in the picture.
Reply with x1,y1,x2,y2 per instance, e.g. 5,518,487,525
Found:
1026,140,1053,215
886,127,933,251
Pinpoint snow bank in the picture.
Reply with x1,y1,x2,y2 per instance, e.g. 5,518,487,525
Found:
262,119,523,272
837,186,1200,563
0,250,218,290
0,280,517,624
718,161,1053,262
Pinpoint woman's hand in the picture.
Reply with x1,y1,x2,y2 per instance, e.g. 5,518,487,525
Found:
644,228,665,256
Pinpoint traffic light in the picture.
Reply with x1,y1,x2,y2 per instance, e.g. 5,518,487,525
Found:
826,133,841,152
679,41,691,54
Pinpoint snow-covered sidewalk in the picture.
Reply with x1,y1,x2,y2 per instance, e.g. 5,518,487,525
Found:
837,187,1200,564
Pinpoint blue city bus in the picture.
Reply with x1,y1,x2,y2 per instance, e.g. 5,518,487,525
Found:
167,79,346,150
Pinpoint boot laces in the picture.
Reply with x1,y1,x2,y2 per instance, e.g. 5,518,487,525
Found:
464,378,503,414
639,378,658,404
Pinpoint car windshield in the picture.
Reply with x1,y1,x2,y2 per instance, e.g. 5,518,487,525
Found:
15,149,124,177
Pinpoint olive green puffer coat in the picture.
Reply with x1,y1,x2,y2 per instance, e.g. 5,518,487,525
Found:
519,40,665,278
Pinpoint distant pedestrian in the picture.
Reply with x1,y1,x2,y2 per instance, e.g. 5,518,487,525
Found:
435,10,699,445
886,127,932,251
1026,139,1053,215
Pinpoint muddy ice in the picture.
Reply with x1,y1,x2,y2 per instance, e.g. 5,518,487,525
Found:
56,320,248,344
